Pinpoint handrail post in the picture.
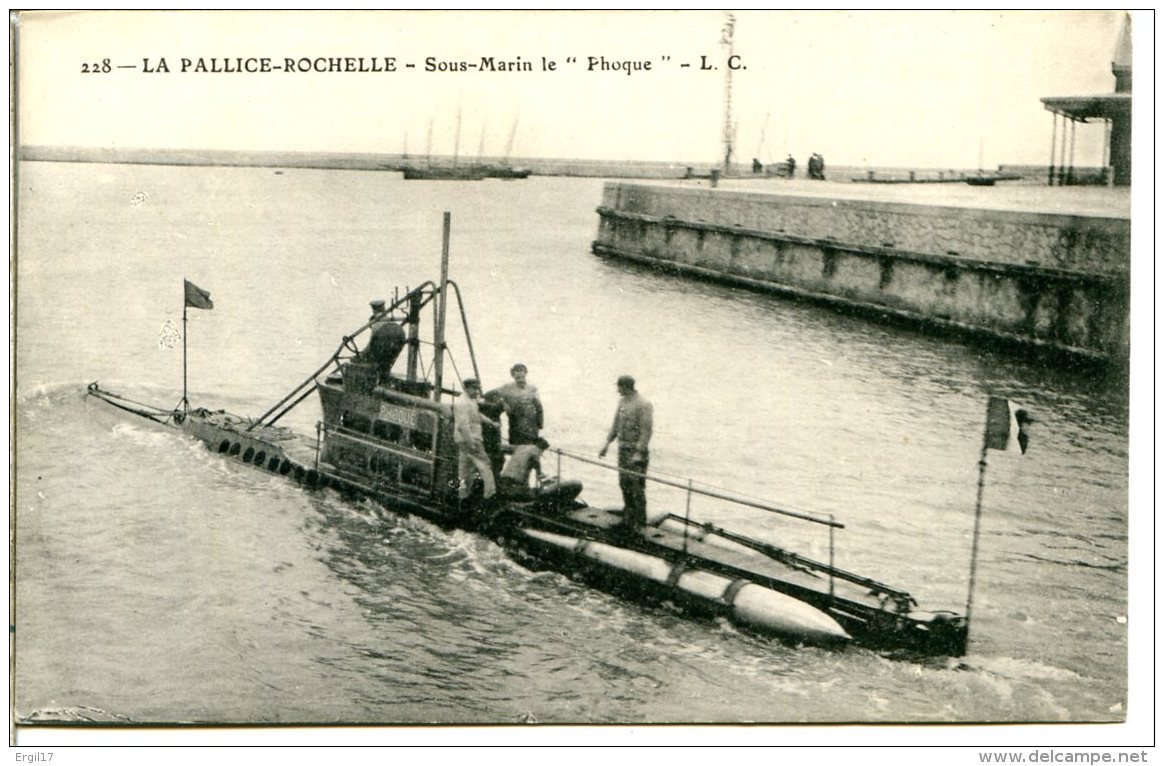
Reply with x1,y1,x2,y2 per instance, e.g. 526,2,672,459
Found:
683,479,694,556
828,515,836,604
555,449,562,513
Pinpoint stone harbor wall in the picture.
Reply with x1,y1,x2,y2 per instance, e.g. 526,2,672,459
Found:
593,183,1130,361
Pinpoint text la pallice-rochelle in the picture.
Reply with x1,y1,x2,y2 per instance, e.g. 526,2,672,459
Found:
140,57,400,74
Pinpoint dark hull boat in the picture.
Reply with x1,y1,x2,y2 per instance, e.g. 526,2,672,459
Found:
86,214,969,658
392,165,530,180
401,165,487,181
481,166,532,180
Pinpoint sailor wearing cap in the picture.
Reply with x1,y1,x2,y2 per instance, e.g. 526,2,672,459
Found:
599,375,653,531
487,363,544,446
453,378,500,507
362,298,405,385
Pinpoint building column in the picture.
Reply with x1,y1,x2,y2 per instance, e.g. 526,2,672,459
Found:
1047,112,1058,186
1067,117,1077,185
1103,119,1113,186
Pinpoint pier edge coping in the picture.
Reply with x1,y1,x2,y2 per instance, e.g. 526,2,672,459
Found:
595,206,1129,286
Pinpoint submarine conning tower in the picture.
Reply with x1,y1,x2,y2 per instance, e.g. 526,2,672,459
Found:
316,288,460,504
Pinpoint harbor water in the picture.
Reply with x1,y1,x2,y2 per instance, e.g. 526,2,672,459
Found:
13,161,1131,729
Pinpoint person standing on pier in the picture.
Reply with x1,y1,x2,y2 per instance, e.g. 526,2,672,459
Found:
807,153,826,180
599,375,653,531
454,378,500,509
489,363,544,446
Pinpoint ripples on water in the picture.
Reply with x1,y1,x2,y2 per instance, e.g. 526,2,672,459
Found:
14,162,1129,726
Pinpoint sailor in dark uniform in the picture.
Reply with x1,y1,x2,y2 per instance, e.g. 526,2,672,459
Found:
479,389,506,479
488,363,544,446
599,375,653,531
363,299,406,385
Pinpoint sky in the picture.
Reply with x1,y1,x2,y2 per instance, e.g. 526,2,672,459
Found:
15,10,1141,169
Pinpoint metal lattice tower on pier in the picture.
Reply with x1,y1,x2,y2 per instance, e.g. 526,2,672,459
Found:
721,13,736,174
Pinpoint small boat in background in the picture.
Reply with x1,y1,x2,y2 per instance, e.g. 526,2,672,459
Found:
400,109,488,180
481,166,532,180
402,165,487,181
967,138,998,185
476,117,532,179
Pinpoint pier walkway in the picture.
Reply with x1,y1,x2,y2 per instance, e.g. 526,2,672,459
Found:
662,176,1131,221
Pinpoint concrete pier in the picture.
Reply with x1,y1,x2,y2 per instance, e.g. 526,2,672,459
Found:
592,183,1130,362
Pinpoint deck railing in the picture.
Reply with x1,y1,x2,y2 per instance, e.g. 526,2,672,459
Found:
549,447,860,604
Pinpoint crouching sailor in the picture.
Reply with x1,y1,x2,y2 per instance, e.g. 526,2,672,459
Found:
499,437,585,507
499,437,550,499
454,378,500,512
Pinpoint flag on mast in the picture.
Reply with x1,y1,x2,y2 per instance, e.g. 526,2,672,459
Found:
984,396,1031,454
184,279,214,310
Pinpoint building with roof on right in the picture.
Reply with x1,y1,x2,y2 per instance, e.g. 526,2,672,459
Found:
1040,12,1132,186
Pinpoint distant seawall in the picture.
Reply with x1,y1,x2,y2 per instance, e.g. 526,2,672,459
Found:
20,145,1012,182
592,183,1130,362
19,146,1050,183
17,145,699,179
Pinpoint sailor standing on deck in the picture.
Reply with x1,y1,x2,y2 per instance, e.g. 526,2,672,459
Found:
453,378,500,509
599,375,653,531
478,389,506,479
488,363,544,446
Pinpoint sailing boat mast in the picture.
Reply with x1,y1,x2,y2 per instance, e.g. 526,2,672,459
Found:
721,13,737,174
453,107,463,167
504,117,519,165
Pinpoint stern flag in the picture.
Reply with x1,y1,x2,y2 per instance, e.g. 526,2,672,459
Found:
184,279,214,310
984,396,1032,454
